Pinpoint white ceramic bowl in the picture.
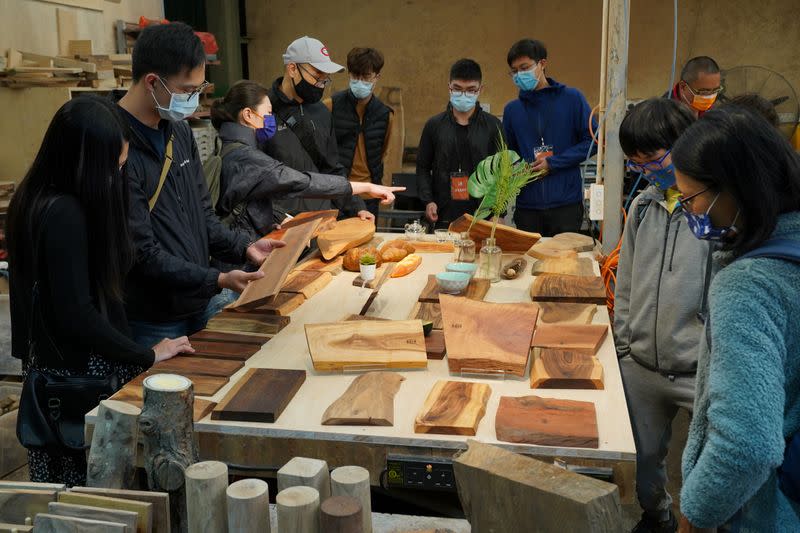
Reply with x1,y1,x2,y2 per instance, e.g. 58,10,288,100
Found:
446,262,478,279
436,272,471,294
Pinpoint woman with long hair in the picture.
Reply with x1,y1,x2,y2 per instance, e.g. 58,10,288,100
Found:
7,95,192,485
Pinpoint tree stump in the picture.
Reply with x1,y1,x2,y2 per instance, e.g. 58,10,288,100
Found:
86,400,141,489
277,457,331,500
139,374,199,533
226,478,270,533
276,486,319,533
320,495,362,533
185,461,229,533
331,466,371,533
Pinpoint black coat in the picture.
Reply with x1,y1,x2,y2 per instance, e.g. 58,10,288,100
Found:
121,109,250,322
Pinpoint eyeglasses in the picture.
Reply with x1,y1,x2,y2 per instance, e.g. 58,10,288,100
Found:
449,86,481,97
626,150,671,173
159,77,209,99
508,63,537,77
677,186,711,208
683,83,723,97
298,64,332,88
351,73,380,83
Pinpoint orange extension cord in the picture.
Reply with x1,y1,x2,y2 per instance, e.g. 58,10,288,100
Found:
598,208,626,321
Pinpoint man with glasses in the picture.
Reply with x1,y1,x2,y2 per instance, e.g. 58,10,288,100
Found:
417,58,503,229
265,36,371,223
666,56,722,117
326,47,394,219
503,38,596,236
614,98,712,533
118,22,283,345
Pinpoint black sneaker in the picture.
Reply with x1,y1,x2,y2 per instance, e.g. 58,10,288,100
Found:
631,510,678,533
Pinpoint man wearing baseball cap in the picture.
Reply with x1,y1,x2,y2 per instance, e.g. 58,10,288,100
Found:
264,36,372,223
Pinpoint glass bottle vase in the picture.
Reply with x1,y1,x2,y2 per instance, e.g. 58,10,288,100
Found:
478,237,502,282
453,231,476,263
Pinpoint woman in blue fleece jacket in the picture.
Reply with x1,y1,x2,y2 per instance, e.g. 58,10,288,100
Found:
672,105,800,531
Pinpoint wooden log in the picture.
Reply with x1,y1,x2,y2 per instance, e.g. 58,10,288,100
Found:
277,457,331,500
453,440,622,532
185,461,229,533
56,493,151,533
276,486,320,533
87,400,141,489
322,372,404,427
320,495,362,533
226,479,270,533
48,502,138,532
33,513,127,532
330,466,371,533
68,488,168,533
139,374,198,533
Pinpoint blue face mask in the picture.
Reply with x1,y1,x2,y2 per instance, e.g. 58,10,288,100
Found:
255,114,277,144
645,164,676,190
682,193,740,241
350,79,374,100
450,92,478,113
153,77,199,121
513,67,539,92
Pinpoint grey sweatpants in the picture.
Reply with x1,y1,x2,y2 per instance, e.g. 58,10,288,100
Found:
620,356,696,521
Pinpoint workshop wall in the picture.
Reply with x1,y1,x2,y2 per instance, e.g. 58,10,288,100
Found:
245,0,800,146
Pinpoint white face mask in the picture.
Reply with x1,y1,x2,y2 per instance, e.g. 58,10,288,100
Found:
152,77,200,121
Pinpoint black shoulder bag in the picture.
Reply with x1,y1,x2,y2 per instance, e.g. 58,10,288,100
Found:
16,196,119,453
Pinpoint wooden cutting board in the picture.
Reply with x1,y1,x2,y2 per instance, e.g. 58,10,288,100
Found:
417,275,490,303
321,371,405,426
439,295,539,377
526,241,579,260
262,209,338,241
532,257,596,277
407,301,443,329
448,214,541,252
530,349,604,389
414,380,491,436
530,274,606,305
531,324,609,354
495,395,599,448
305,320,427,371
211,368,306,423
207,313,289,335
126,371,228,396
189,330,270,345
552,232,597,252
236,292,305,316
403,241,455,253
110,385,216,422
535,303,598,325
292,252,344,275
151,356,244,378
425,330,447,360
282,270,333,298
317,217,375,260
178,341,260,360
230,219,320,310
352,263,391,289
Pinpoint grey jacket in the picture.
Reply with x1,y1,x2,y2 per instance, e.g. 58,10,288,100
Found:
613,185,714,375
217,122,354,239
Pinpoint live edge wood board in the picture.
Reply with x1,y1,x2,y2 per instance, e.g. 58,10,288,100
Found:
536,302,598,325
530,274,607,305
317,217,375,260
531,324,609,354
321,371,405,426
212,368,306,423
448,214,541,252
230,218,321,310
305,320,427,371
439,295,538,377
530,349,604,390
262,209,338,241
495,395,599,449
414,380,491,436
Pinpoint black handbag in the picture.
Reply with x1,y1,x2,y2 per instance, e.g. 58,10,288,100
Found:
16,195,119,453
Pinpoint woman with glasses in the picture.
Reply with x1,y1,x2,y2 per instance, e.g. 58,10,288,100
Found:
613,98,710,533
673,105,800,531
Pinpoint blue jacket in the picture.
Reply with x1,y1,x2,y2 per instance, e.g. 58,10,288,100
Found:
681,212,800,531
502,78,596,210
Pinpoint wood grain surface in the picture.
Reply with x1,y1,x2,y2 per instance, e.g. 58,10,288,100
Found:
211,368,306,423
126,371,228,397
552,232,597,252
56,492,152,533
34,514,127,533
414,380,491,436
535,303,598,325
526,240,580,260
0,489,56,525
317,218,375,260
530,274,607,305
206,313,289,336
495,395,599,448
150,356,244,378
531,324,609,354
440,295,538,377
417,275,490,303
282,270,333,298
188,330,271,345
68,488,169,533
262,209,338,241
178,341,260,360
292,251,344,275
425,330,447,360
237,292,306,316
305,320,427,371
403,241,455,253
530,349,605,390
532,257,595,277
448,214,541,252
407,301,443,329
321,371,405,426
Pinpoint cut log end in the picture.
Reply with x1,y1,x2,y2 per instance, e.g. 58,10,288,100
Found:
143,374,192,392
276,485,320,507
227,478,269,500
185,460,228,480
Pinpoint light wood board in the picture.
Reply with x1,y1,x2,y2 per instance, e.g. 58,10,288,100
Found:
532,257,596,277
552,232,597,252
56,492,152,533
495,395,599,448
414,380,491,436
531,349,604,390
305,320,427,371
439,295,538,377
448,214,541,252
530,274,607,305
68,488,169,533
263,209,338,241
531,324,609,354
403,241,455,253
317,218,375,260
212,368,306,423
321,372,405,426
281,270,333,298
536,303,598,325
526,241,579,260
407,301,443,330
417,275,490,303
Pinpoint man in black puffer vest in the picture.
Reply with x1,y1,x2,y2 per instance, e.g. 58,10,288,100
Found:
326,47,394,219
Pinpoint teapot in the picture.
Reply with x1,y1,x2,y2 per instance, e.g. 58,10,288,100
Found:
404,219,425,240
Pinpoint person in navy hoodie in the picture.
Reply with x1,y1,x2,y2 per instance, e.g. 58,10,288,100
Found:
503,39,596,236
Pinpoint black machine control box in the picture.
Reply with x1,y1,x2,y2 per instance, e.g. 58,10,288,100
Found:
385,454,456,492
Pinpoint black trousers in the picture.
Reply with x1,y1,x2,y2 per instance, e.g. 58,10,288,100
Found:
513,202,583,237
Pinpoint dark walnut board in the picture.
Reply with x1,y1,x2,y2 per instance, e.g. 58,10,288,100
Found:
211,368,306,423
530,274,606,305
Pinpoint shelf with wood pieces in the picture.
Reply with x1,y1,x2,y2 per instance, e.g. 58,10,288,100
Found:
84,234,636,503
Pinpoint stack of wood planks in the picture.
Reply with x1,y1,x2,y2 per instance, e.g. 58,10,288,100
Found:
0,48,133,89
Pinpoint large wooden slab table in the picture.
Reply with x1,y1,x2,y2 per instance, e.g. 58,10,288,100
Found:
86,235,635,502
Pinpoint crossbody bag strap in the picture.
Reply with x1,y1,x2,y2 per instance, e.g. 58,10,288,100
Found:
148,133,175,212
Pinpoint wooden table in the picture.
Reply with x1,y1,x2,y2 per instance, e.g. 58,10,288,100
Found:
87,235,636,502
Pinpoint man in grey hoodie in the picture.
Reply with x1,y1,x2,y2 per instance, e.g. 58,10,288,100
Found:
614,98,713,533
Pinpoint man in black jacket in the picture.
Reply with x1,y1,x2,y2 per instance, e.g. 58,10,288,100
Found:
263,36,371,224
117,22,283,346
417,59,503,229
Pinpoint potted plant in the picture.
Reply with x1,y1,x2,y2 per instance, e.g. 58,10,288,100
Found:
359,252,378,281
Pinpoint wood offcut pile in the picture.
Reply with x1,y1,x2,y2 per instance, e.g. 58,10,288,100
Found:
0,45,132,89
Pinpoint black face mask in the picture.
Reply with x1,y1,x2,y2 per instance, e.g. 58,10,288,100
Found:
292,74,324,104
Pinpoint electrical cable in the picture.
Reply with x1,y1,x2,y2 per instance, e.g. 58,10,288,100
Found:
669,0,678,92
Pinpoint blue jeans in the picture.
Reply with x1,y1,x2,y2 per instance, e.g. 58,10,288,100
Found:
129,289,239,348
